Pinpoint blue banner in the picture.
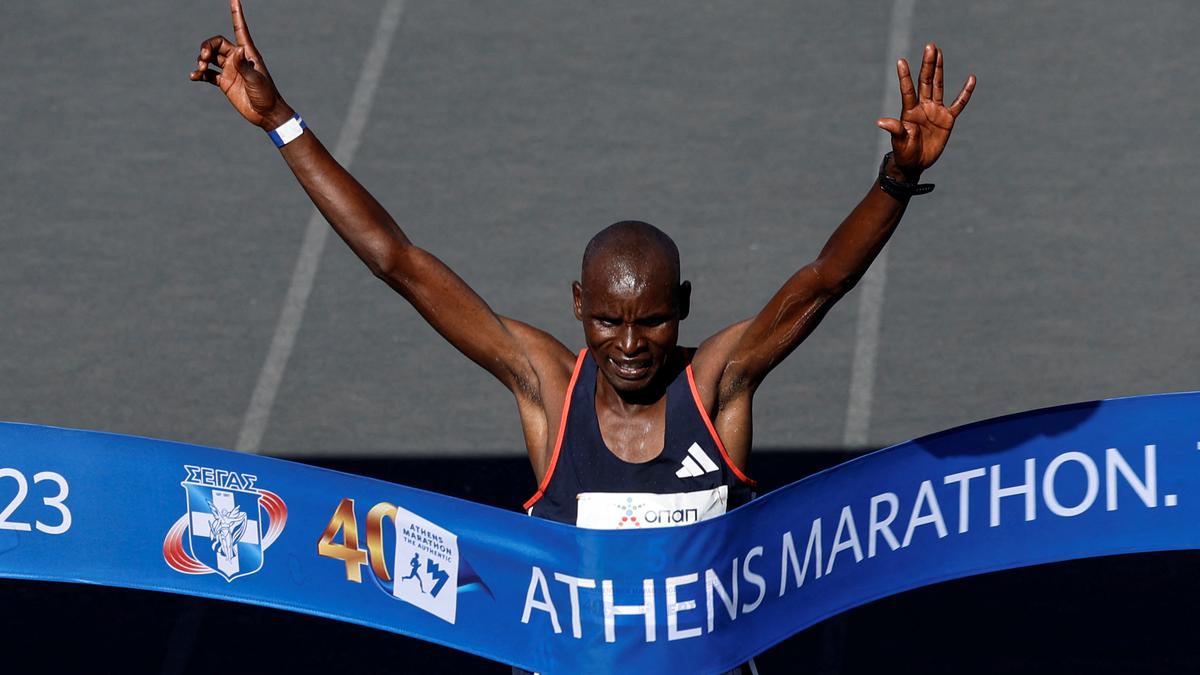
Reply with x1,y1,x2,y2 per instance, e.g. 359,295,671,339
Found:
1,392,1199,673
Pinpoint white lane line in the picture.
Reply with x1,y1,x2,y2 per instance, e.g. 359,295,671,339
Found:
842,0,915,449
235,0,407,454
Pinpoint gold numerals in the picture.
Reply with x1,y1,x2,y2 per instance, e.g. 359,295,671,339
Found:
317,497,399,583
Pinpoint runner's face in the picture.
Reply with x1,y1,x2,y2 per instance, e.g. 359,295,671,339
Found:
574,259,684,395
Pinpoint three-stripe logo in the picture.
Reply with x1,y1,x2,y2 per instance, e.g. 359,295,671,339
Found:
675,442,719,478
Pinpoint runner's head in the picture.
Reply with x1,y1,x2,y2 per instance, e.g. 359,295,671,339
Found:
573,221,691,396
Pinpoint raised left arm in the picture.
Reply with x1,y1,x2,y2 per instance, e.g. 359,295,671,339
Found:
693,44,975,458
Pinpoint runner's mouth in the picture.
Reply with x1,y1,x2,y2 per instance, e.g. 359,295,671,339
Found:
608,358,651,380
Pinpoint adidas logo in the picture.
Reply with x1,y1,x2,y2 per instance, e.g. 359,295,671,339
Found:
675,442,719,478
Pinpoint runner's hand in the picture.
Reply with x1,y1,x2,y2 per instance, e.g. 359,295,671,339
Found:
877,43,976,181
189,0,294,130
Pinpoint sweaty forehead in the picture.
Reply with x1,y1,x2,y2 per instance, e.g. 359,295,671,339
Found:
581,221,680,290
583,254,656,296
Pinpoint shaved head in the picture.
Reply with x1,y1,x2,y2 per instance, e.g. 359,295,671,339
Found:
581,220,681,293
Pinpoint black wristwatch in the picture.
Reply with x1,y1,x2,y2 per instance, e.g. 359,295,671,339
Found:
877,152,935,199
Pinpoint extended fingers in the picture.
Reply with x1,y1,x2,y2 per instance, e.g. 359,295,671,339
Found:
896,58,917,110
917,43,936,102
230,0,267,67
948,74,977,117
231,0,255,48
230,0,250,41
933,47,944,104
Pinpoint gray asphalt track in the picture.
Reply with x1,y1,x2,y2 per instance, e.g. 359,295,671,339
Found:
2,1,1198,461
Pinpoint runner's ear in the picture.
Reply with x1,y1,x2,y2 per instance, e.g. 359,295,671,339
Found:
572,281,585,321
677,281,691,321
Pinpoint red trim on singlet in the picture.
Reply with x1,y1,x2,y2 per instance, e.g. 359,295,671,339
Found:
685,364,757,487
523,349,589,511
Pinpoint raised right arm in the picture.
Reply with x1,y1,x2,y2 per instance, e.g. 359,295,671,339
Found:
190,0,573,405
279,127,546,391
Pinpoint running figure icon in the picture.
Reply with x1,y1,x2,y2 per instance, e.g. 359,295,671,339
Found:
402,552,425,593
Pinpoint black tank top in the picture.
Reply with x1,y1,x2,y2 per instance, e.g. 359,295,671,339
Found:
524,348,755,527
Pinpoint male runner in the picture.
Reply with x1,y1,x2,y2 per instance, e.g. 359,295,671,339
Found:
191,2,974,526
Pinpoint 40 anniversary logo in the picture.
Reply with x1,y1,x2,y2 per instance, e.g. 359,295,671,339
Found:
316,498,488,624
163,466,288,581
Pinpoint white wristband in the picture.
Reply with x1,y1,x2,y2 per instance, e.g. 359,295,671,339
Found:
267,114,307,148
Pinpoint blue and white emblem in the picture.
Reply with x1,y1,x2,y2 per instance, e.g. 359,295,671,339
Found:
183,480,264,581
164,466,287,581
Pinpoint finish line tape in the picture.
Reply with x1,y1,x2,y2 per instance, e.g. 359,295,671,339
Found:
1,392,1199,673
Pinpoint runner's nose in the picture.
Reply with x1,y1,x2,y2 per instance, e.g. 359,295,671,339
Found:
617,325,640,355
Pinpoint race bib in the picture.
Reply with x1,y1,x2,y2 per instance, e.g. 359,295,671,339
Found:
575,486,728,529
